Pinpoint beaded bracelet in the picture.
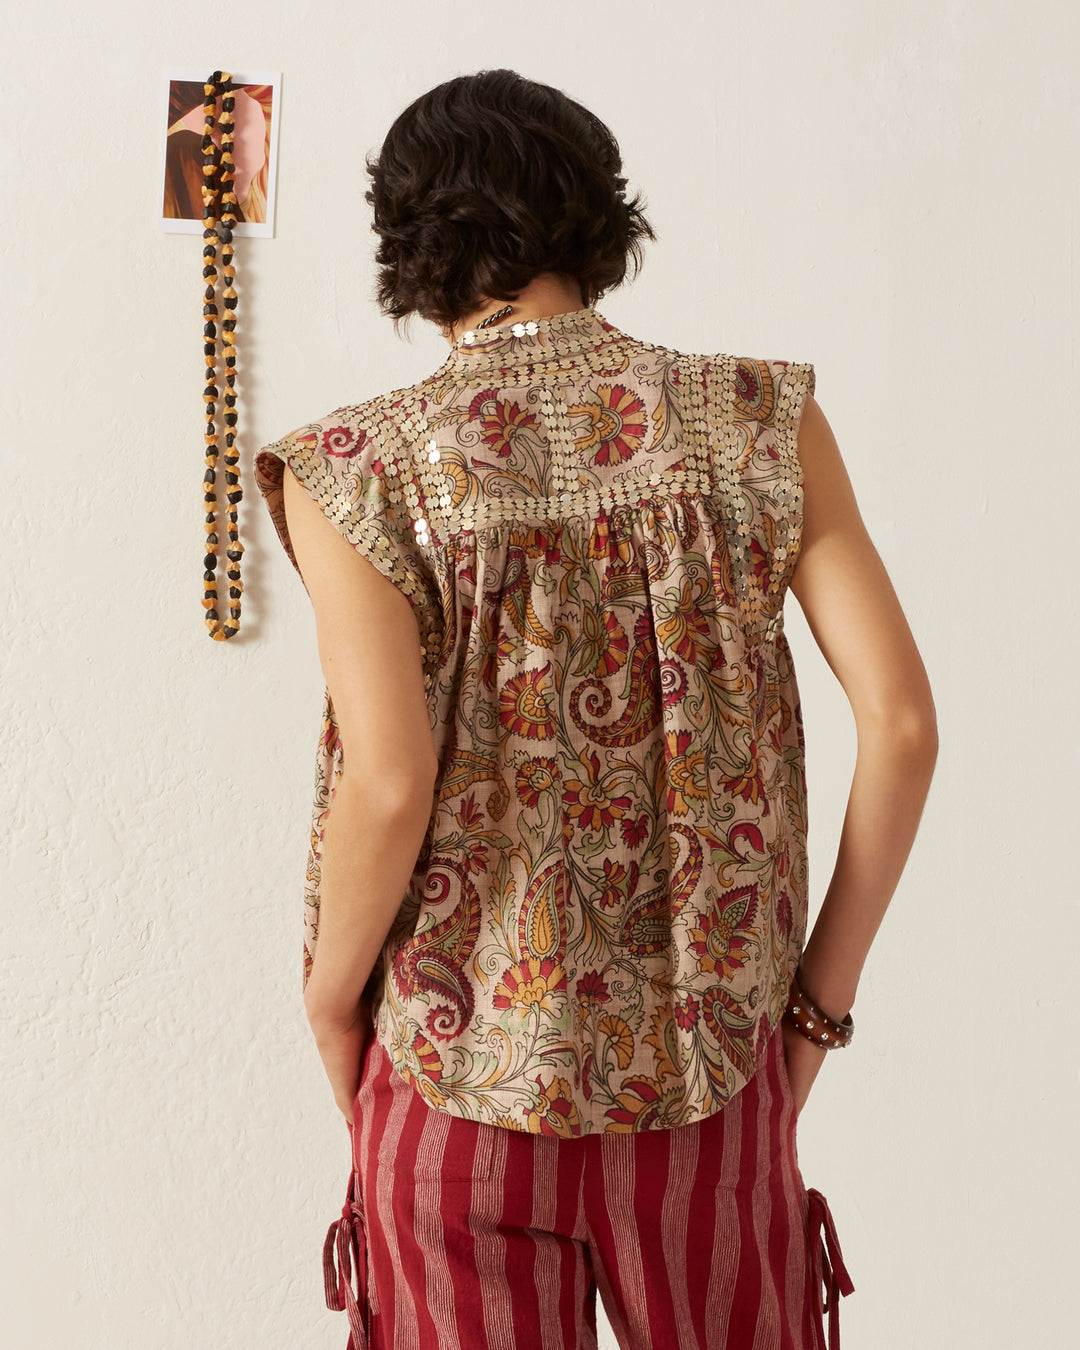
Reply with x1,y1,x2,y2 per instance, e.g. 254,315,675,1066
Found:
201,70,244,640
784,970,854,1050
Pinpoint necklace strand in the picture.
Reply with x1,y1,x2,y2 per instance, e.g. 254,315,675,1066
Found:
201,71,243,640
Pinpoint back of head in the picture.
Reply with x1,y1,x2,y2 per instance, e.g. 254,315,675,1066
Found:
364,68,656,337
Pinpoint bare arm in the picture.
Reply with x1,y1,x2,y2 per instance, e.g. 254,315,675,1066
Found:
783,393,938,1104
280,463,439,1114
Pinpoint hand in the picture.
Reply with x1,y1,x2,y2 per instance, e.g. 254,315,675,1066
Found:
305,992,373,1127
780,1017,829,1117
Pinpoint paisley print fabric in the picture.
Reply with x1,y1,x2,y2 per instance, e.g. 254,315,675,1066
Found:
255,305,817,1135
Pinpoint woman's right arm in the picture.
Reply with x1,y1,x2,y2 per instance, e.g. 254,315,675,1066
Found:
783,393,939,1110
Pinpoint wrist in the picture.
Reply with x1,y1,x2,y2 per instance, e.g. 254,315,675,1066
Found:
795,951,856,1026
784,967,854,1051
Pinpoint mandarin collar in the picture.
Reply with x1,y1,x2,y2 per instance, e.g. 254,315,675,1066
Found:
446,304,616,367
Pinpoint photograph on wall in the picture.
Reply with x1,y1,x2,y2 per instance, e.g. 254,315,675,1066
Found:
158,67,281,237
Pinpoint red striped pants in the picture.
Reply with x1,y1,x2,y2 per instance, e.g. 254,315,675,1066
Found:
324,1021,853,1350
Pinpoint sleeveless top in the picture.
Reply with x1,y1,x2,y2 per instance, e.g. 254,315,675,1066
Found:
255,305,817,1135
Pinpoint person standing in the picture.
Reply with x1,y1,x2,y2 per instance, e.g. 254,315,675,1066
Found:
256,68,937,1350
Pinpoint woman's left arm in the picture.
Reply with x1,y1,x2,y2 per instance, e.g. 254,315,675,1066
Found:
281,463,439,1121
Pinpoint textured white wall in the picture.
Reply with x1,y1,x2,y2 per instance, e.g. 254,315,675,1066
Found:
3,1,1076,1346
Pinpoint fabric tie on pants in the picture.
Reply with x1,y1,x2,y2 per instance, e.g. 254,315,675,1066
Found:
807,1188,855,1350
322,1163,368,1350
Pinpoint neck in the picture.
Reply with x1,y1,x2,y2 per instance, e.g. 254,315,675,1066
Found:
445,272,587,346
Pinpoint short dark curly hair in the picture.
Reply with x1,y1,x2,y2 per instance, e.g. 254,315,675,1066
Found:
363,68,657,337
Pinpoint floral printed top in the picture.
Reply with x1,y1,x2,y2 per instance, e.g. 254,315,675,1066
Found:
255,305,816,1135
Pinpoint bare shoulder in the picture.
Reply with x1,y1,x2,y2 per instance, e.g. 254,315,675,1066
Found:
793,394,864,534
789,394,935,727
789,392,874,600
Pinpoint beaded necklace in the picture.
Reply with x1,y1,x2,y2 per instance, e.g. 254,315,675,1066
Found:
201,71,243,640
